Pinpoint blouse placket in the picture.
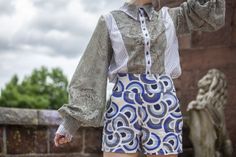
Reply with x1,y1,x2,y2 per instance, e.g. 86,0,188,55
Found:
138,7,152,75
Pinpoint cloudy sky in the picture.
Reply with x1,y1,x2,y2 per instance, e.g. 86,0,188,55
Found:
0,0,124,94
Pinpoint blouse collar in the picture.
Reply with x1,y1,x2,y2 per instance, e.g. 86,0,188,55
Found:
119,2,155,21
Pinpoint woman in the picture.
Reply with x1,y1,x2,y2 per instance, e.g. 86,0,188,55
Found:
54,0,225,156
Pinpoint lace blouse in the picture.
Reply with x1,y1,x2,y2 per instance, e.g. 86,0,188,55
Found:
55,0,225,139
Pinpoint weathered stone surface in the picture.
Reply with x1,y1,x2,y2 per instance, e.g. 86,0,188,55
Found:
180,47,236,70
191,26,231,48
178,34,191,50
224,106,236,149
0,107,38,125
161,0,185,7
0,126,3,154
177,46,236,156
0,0,235,156
49,126,83,153
179,148,194,157
34,126,48,153
38,109,62,126
0,108,63,126
232,28,236,45
232,7,236,45
0,154,102,157
6,125,35,154
84,127,103,153
176,70,201,113
182,117,193,149
6,125,47,154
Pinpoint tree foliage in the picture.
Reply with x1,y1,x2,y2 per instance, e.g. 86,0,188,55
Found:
0,66,69,109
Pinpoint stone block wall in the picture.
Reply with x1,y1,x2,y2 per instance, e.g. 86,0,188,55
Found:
0,107,193,157
0,0,235,156
166,0,236,156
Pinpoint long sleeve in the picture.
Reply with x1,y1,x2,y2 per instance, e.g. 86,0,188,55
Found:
168,0,226,35
56,15,113,137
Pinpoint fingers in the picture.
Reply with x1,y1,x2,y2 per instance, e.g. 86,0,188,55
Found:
54,134,60,147
54,133,71,147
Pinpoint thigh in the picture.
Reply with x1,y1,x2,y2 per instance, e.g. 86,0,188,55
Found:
103,152,139,157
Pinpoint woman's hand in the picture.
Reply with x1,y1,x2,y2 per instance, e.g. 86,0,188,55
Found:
54,132,72,147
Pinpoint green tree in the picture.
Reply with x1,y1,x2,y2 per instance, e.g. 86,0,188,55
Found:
0,66,68,109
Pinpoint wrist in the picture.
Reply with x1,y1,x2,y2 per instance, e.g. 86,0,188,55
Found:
56,115,81,138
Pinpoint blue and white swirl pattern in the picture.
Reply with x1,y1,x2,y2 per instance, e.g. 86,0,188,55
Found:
102,73,183,155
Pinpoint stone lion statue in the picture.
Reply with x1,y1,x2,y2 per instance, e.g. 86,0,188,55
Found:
186,68,233,157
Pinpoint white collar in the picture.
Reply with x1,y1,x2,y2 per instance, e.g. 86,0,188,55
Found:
119,2,155,21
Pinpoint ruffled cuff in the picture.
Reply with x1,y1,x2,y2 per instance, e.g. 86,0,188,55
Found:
56,115,81,140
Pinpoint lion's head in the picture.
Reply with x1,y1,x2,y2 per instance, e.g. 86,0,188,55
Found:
187,68,227,111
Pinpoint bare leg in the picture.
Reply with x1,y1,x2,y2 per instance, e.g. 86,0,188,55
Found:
103,152,139,157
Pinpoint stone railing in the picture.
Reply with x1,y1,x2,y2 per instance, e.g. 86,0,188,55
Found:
0,107,193,157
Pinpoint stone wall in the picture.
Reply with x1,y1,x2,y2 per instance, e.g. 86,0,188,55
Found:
0,107,193,157
167,0,236,156
0,0,235,156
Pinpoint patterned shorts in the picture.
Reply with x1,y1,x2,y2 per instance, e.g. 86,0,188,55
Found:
101,72,183,155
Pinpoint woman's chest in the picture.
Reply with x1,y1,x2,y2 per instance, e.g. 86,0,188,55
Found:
111,11,167,56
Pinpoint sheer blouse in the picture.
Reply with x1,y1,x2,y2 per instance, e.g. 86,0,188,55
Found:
56,0,225,139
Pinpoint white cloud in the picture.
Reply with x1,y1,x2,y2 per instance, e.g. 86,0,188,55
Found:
0,0,123,91
0,0,15,15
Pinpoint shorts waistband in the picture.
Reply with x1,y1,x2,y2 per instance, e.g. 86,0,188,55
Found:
112,72,175,94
